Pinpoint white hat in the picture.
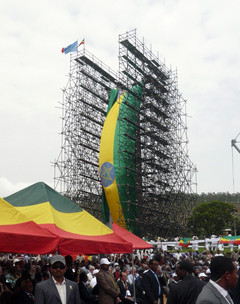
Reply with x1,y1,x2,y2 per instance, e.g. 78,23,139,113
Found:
100,258,110,265
198,272,207,278
93,269,99,275
206,269,211,274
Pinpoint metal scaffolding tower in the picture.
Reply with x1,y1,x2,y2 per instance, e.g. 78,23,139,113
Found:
54,48,118,219
54,30,197,238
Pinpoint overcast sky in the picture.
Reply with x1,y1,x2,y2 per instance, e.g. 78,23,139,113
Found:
1,0,240,197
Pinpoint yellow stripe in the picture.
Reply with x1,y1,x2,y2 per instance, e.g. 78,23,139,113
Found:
99,93,126,225
15,202,113,236
0,198,29,225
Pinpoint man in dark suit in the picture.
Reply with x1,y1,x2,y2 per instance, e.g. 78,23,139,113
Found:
35,254,80,304
135,268,145,304
141,259,163,304
167,260,205,304
196,256,238,304
117,272,134,304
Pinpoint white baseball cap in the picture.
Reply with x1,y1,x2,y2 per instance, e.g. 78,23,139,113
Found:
100,258,111,265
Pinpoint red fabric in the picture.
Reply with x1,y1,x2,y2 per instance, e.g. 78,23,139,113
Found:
0,222,58,254
38,224,133,255
112,223,152,249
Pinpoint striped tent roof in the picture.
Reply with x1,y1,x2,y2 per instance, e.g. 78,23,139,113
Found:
4,182,132,255
0,197,58,254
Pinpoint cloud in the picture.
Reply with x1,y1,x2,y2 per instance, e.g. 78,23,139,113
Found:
0,177,30,197
0,177,55,198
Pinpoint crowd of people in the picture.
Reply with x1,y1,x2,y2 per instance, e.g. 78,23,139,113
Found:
0,248,240,304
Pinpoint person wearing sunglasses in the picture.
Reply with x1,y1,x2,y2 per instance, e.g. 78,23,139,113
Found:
35,254,80,304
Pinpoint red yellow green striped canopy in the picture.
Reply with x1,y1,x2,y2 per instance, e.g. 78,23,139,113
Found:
0,197,58,254
4,182,132,255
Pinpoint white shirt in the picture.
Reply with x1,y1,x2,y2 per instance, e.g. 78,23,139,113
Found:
90,277,97,288
209,280,233,304
127,273,139,284
174,253,181,260
52,276,67,304
87,272,94,282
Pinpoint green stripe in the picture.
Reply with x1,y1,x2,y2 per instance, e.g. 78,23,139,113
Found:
107,89,119,114
221,236,240,241
113,84,142,233
180,238,191,244
4,182,82,213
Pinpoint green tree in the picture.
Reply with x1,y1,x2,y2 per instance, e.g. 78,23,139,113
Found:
187,201,236,238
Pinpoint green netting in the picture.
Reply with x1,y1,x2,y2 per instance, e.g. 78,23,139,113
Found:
114,84,143,233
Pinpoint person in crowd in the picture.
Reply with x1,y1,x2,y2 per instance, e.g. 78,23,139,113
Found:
231,250,239,262
167,260,206,304
196,256,238,304
198,273,208,282
153,254,168,297
79,260,89,274
214,249,224,257
96,258,120,304
168,272,178,291
127,267,138,285
13,275,34,304
42,272,50,281
87,266,95,285
202,265,209,274
162,265,171,284
169,258,177,271
0,281,13,304
90,270,99,289
64,255,75,282
135,268,145,304
141,259,164,304
34,266,43,284
174,251,181,261
194,267,200,278
122,268,130,281
35,254,80,304
117,272,134,304
78,271,98,304
113,266,120,281
5,267,18,290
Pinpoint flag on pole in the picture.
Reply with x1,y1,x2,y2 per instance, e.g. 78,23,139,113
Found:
61,40,78,54
78,39,85,46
